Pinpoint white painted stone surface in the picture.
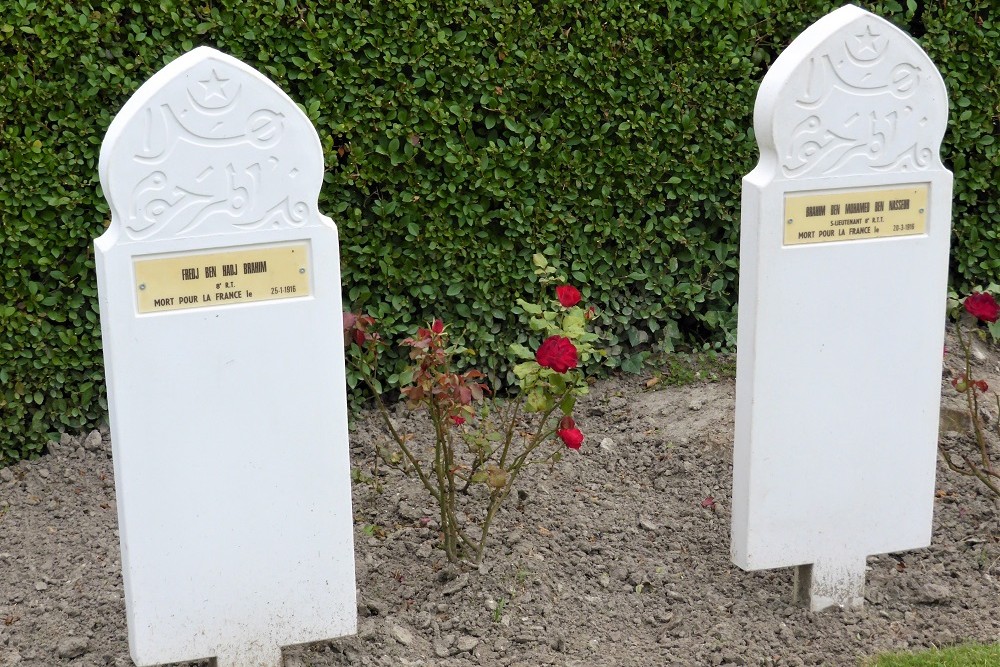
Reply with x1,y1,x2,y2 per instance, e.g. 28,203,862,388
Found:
96,47,356,665
731,5,951,610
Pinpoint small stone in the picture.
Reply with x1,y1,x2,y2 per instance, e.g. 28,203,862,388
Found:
397,501,423,522
938,406,971,434
0,649,22,664
455,636,479,652
357,597,386,617
627,570,649,586
688,399,703,411
0,468,13,482
357,619,377,641
389,624,415,646
638,514,658,531
969,336,990,361
433,640,451,658
34,581,48,591
599,438,615,452
37,468,49,479
916,582,952,604
57,637,89,659
84,429,103,451
416,542,433,558
598,573,611,588
75,447,87,459
441,572,469,596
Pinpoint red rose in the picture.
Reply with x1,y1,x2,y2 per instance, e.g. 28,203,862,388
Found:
535,336,578,373
558,428,584,449
449,415,466,426
556,285,582,308
964,292,1000,323
432,319,445,334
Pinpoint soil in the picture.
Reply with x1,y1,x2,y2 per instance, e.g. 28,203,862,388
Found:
1,326,998,667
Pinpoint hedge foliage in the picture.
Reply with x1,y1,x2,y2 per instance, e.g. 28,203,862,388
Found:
1,0,997,463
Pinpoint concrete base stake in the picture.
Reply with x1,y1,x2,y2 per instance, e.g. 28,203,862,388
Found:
215,647,283,667
793,556,866,612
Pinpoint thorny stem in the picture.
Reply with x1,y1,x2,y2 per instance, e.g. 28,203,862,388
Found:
354,365,438,502
956,326,989,464
509,394,569,473
456,400,510,494
957,328,985,464
962,453,1000,497
474,489,507,564
497,400,522,469
942,325,1000,498
460,399,519,493
429,399,457,561
469,393,570,564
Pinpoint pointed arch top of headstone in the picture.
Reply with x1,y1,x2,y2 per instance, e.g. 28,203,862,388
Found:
99,47,325,243
753,4,948,180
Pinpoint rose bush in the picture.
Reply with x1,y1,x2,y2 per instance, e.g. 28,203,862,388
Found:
940,291,1000,498
344,254,601,563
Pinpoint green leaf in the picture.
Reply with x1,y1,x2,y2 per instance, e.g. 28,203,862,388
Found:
513,362,537,379
508,343,534,360
524,389,552,413
563,310,586,337
620,353,647,374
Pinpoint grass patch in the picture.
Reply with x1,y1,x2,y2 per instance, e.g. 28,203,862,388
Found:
864,643,1000,666
647,351,737,387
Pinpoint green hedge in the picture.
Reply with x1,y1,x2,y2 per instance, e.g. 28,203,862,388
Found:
1,0,997,463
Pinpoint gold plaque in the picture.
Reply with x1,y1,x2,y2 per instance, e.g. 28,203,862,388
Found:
784,185,929,246
134,242,310,314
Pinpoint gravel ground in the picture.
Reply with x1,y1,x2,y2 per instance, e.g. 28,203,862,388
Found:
1,328,998,667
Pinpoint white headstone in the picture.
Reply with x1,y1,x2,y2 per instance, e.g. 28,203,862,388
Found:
95,47,356,665
731,5,951,611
